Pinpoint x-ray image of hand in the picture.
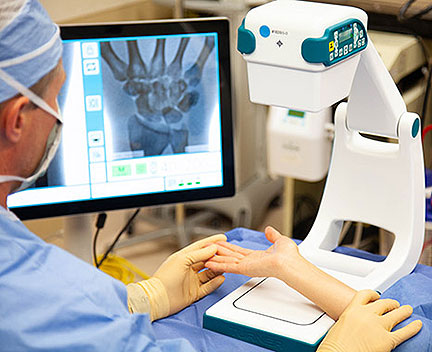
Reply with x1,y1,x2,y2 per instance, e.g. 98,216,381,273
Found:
100,36,215,156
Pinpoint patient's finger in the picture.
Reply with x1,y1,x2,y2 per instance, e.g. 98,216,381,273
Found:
205,260,241,274
215,244,244,259
207,255,240,264
215,241,253,256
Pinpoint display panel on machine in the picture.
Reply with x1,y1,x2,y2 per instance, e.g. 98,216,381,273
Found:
8,19,234,219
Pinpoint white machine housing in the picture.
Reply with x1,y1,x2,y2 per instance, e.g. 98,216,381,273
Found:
205,1,425,350
243,1,367,112
267,107,332,181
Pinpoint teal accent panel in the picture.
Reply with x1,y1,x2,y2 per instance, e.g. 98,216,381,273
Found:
412,118,420,138
238,18,256,54
302,37,329,64
203,313,325,352
301,18,367,67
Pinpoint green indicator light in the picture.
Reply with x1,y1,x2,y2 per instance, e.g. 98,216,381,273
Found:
179,183,184,186
288,109,305,118
187,182,193,185
196,182,201,185
136,163,147,175
112,165,131,177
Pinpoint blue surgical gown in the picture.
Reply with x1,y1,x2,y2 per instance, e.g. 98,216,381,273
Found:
0,207,195,352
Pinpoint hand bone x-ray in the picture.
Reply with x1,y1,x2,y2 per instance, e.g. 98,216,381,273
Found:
100,35,217,157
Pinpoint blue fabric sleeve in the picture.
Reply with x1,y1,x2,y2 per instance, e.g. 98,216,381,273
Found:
0,216,195,352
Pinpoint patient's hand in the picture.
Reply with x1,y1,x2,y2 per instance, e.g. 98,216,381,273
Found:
205,226,301,279
206,226,356,321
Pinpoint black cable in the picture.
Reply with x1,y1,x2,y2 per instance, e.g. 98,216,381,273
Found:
97,208,141,268
92,212,107,267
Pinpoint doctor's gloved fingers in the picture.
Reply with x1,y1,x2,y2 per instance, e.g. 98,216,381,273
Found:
370,298,401,315
349,289,381,307
198,275,225,299
390,320,423,348
198,268,220,284
185,245,218,265
191,262,206,272
180,234,227,253
382,305,415,330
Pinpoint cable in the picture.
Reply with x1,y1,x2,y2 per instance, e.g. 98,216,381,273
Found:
96,254,150,284
97,208,141,268
92,212,107,266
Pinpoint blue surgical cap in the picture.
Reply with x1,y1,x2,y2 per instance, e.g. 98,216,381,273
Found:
0,0,62,103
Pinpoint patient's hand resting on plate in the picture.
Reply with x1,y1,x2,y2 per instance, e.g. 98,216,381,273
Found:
205,227,422,351
205,226,355,320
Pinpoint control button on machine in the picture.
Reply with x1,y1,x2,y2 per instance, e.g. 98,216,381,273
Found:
360,29,364,38
339,48,343,56
343,46,348,55
259,25,271,38
329,52,334,61
349,44,352,52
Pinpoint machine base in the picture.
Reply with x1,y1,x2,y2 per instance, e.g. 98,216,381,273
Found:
204,277,333,352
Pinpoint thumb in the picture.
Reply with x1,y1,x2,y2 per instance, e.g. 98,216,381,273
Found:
186,244,218,264
265,226,282,244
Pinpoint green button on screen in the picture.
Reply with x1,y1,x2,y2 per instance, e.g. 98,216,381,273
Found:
112,165,131,177
136,163,147,175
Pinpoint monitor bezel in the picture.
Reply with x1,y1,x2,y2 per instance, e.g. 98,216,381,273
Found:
11,18,235,220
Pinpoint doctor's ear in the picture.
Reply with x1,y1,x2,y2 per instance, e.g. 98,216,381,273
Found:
0,96,32,144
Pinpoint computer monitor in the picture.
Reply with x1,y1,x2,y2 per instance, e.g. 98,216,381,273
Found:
8,18,234,220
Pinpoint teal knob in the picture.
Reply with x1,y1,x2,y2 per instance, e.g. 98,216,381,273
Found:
412,118,420,138
238,18,256,55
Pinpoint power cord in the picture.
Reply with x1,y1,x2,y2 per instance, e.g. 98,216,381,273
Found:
92,209,150,284
96,208,141,268
92,212,107,267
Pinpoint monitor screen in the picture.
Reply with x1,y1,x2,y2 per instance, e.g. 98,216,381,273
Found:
9,18,234,220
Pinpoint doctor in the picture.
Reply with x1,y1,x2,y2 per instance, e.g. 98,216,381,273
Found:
0,1,226,350
0,1,422,351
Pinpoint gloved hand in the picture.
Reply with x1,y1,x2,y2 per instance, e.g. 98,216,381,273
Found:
317,290,422,352
127,234,226,321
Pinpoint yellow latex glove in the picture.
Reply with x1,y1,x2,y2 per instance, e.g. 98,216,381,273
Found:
317,290,422,352
127,234,226,321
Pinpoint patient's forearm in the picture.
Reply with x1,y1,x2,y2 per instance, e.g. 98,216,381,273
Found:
278,256,356,321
